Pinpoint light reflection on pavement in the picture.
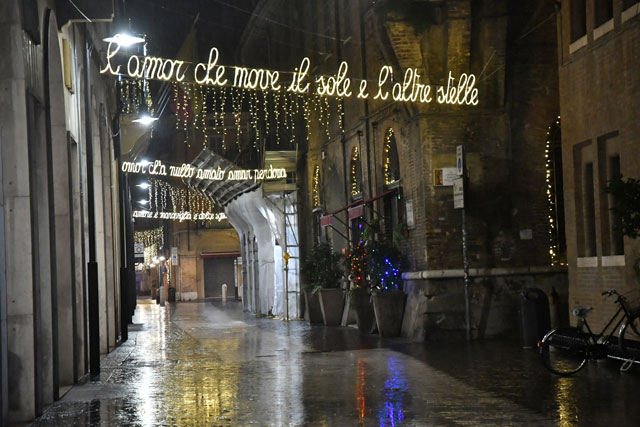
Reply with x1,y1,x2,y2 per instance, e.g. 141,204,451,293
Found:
34,299,640,426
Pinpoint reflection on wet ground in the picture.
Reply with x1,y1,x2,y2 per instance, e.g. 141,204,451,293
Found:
34,299,640,426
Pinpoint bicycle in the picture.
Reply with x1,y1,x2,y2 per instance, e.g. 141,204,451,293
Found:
539,288,640,376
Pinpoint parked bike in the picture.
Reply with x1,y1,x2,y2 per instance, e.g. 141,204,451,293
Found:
539,289,640,376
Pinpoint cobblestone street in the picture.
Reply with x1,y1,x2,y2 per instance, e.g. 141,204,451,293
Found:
33,299,640,426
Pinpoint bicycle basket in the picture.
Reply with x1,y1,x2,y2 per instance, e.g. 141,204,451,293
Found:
621,288,640,316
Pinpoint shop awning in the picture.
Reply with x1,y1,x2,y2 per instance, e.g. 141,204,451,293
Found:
186,148,260,207
327,188,398,216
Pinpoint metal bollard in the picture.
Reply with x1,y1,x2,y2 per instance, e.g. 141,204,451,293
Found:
222,283,227,303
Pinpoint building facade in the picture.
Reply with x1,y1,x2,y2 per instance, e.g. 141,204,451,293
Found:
237,0,569,339
558,0,640,329
0,0,128,423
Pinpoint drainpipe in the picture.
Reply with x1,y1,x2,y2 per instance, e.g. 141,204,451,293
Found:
84,24,100,377
113,111,128,343
359,3,374,201
334,1,350,246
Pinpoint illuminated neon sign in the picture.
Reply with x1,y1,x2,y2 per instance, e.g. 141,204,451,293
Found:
121,160,288,182
101,42,479,106
133,210,228,222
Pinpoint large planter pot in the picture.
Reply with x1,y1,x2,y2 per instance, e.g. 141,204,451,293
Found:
351,288,376,334
372,291,406,337
304,290,324,324
319,289,345,326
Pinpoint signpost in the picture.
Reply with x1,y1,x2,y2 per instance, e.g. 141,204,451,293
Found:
453,177,464,209
455,145,471,342
171,247,178,266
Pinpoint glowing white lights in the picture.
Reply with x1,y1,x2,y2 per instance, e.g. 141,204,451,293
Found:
137,183,151,189
121,159,288,182
132,210,228,222
103,33,145,46
132,114,159,125
101,43,480,107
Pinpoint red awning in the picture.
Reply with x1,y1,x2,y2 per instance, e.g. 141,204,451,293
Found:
200,251,241,259
320,215,333,227
328,188,398,216
348,204,364,220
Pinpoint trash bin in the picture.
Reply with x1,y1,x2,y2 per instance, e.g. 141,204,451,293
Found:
519,287,551,348
168,286,176,302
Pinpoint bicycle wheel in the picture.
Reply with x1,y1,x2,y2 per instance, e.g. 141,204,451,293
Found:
539,327,589,376
619,315,640,359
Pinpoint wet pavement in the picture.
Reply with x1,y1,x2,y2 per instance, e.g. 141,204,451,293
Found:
34,299,640,426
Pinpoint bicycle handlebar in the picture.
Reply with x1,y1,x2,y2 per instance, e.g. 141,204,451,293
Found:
602,289,618,297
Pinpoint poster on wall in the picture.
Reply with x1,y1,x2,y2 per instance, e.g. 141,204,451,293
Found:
134,243,144,258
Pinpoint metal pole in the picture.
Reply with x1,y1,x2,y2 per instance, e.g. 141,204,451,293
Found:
462,207,471,341
283,198,289,321
84,25,100,376
461,148,471,341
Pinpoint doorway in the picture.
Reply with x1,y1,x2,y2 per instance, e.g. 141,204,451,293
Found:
203,258,236,298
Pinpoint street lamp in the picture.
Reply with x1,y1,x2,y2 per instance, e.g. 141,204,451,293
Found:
132,114,158,126
103,33,145,47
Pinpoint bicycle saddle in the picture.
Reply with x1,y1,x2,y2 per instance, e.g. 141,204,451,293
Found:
572,307,593,318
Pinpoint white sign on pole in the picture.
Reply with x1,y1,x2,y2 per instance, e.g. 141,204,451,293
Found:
171,247,178,266
456,145,464,176
433,168,459,186
134,242,144,258
406,199,415,229
453,177,465,209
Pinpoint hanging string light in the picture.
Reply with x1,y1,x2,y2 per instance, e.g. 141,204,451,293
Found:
323,96,331,141
351,146,360,197
273,90,281,145
384,128,396,185
546,116,563,266
135,227,164,251
312,164,321,207
262,90,270,141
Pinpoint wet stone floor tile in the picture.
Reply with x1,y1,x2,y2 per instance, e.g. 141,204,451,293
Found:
34,300,640,426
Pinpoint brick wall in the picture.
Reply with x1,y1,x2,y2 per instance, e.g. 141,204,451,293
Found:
236,0,568,338
559,0,640,332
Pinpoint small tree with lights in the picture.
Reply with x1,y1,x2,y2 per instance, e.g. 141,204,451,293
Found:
607,175,640,282
366,240,405,294
301,243,344,293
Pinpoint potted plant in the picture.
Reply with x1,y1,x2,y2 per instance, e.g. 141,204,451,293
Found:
607,175,640,283
301,243,345,326
347,242,376,333
367,240,407,337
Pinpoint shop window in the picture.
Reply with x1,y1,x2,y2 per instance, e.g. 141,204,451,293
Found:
595,0,613,27
570,0,587,42
383,128,400,186
583,163,597,257
598,134,624,256
350,146,362,199
623,0,640,11
574,142,596,258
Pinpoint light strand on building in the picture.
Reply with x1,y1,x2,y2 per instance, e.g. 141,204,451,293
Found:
545,116,562,266
384,128,395,185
